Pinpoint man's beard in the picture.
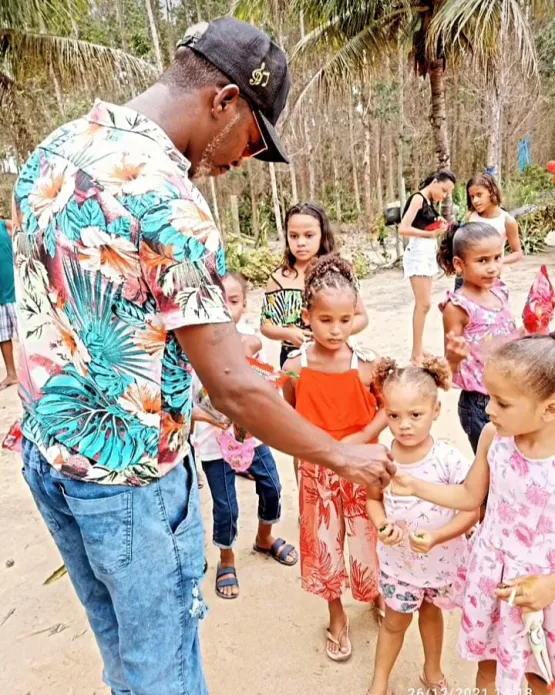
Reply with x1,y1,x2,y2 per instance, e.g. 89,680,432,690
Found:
191,115,241,181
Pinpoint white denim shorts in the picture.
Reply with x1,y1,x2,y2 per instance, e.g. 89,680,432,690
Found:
403,238,438,279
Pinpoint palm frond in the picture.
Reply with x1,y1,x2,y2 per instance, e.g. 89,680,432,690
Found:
427,0,539,76
0,30,157,96
0,0,85,30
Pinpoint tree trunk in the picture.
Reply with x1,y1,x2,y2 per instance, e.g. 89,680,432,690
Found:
330,136,342,222
486,81,502,181
397,39,406,214
363,106,373,234
49,63,65,118
348,102,362,215
306,116,317,200
374,123,383,215
386,126,394,203
429,59,452,219
115,0,128,51
289,157,298,205
269,163,285,243
144,0,164,73
429,60,451,170
247,159,260,240
230,194,240,238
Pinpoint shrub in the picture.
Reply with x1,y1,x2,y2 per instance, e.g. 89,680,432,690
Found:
225,235,280,286
515,204,555,255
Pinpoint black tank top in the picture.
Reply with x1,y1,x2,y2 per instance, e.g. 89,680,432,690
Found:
403,191,439,230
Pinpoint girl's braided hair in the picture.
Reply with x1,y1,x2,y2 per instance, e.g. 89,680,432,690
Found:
373,356,452,399
304,252,358,309
436,221,500,276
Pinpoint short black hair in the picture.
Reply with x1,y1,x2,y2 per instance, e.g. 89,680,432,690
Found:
159,46,230,91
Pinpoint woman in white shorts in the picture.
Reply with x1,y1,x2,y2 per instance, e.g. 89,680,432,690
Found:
400,170,456,365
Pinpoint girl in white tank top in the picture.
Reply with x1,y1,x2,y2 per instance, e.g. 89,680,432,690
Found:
466,173,524,265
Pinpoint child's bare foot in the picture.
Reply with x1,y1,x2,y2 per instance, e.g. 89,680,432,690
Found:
0,374,17,391
215,550,239,599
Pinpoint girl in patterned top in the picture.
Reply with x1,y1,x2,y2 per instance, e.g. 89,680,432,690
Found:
392,334,555,695
366,357,477,695
261,202,368,368
438,222,518,454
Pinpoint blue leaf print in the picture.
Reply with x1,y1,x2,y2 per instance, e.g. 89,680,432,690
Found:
58,197,83,241
36,365,157,470
14,151,41,200
113,295,155,328
381,583,396,598
107,217,132,240
161,336,191,414
216,247,226,277
396,592,419,602
121,193,161,220
45,220,57,258
80,198,107,230
399,602,418,613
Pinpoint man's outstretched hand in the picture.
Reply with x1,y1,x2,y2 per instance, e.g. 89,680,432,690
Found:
338,443,395,488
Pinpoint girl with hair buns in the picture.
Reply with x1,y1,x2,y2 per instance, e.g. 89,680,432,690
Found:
392,334,555,695
366,358,478,695
283,252,387,663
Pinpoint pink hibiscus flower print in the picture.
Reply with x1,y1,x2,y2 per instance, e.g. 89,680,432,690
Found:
548,550,555,570
469,595,478,608
518,504,530,518
466,639,487,656
497,500,517,524
497,646,512,669
478,576,498,595
526,484,550,507
514,522,535,548
510,452,530,477
462,612,474,633
538,515,553,534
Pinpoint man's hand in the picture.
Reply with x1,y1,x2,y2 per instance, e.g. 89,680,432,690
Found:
495,575,555,612
339,443,395,488
409,530,437,554
378,521,404,546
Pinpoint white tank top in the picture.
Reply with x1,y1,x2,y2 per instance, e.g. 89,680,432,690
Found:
469,210,508,247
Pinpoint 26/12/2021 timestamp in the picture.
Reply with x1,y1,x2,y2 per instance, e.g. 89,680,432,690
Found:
408,689,533,695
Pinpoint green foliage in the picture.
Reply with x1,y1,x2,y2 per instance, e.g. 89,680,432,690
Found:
517,204,555,255
351,249,372,279
505,165,555,208
225,235,280,286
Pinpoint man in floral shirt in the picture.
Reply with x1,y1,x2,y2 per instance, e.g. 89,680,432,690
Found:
13,17,394,695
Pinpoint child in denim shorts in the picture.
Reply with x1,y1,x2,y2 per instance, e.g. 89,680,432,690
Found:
366,357,479,695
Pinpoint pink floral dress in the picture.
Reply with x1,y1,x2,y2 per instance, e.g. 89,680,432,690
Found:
459,435,555,694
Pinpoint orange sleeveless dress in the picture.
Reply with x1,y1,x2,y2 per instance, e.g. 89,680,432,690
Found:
295,345,380,603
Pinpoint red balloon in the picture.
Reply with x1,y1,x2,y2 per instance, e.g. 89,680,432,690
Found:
547,160,555,174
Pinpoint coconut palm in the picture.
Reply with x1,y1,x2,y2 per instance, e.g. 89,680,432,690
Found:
288,0,549,174
1,0,156,106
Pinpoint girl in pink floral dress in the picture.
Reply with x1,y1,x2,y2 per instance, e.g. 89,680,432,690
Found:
393,334,555,695
367,357,478,695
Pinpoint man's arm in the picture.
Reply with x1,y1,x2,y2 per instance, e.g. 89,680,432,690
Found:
176,322,395,487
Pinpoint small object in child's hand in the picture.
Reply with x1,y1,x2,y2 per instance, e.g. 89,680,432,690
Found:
508,588,517,607
379,524,390,534
413,532,424,539
523,265,555,335
497,582,510,590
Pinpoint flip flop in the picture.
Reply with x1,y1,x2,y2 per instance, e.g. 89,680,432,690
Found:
419,673,450,694
215,564,239,600
253,537,298,566
325,619,352,662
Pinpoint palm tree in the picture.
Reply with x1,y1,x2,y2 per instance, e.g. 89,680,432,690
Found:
290,0,546,177
1,0,156,153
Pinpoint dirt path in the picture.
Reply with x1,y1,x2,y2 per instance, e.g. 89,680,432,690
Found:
0,252,549,695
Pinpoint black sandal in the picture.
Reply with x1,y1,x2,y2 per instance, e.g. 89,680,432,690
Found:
253,538,298,566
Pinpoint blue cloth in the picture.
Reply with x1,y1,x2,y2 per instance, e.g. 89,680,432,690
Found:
458,390,490,454
201,445,282,549
22,438,208,695
0,220,15,305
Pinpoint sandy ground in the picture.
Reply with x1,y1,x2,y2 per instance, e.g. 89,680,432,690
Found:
0,251,550,695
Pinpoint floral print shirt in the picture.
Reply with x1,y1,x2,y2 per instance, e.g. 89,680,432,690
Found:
12,100,230,486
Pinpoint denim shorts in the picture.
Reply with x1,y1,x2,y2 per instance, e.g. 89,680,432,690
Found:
458,390,490,454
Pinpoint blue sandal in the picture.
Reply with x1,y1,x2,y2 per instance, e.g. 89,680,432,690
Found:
215,564,239,600
253,538,298,566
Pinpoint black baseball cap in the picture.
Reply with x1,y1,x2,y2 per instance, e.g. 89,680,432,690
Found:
176,17,291,164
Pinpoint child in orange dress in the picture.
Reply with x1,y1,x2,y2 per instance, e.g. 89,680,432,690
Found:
283,253,388,663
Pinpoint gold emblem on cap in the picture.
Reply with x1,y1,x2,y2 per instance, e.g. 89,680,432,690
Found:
250,62,270,88
183,21,208,44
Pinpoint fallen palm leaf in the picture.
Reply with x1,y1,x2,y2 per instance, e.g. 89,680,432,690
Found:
43,564,67,585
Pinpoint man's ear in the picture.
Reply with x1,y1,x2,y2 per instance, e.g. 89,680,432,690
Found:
211,84,241,119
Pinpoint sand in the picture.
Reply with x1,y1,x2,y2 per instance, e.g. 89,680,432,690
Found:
0,252,548,695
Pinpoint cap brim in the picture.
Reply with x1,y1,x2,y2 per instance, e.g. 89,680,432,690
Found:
253,110,289,165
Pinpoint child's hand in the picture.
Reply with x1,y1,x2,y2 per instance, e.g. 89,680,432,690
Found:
288,327,308,348
378,521,404,546
389,472,417,497
445,331,470,366
409,530,437,554
195,412,229,429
